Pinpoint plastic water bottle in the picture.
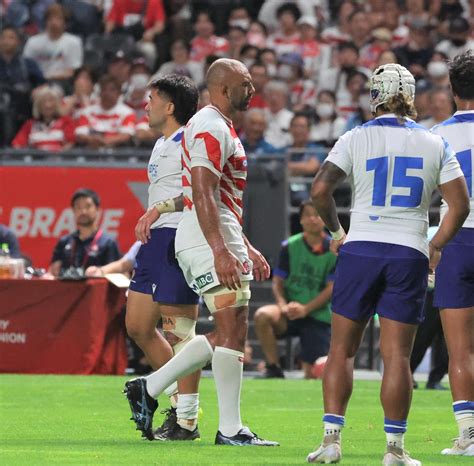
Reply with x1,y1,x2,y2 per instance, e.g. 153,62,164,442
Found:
0,243,11,279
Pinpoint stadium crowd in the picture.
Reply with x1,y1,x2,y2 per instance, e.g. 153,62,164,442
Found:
1,0,473,156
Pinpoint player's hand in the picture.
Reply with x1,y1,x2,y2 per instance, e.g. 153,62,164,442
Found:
429,242,442,274
330,234,346,255
247,243,271,281
214,247,244,291
85,266,104,277
287,302,307,320
135,208,160,243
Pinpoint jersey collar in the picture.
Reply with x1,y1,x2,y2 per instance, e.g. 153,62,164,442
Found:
206,105,233,127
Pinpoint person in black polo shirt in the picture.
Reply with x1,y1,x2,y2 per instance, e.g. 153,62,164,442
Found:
48,188,121,277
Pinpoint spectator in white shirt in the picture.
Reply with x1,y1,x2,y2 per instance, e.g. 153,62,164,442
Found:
23,4,83,82
263,80,293,148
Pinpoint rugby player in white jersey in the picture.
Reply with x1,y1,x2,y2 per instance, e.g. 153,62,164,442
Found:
431,50,474,457
124,59,278,446
124,75,202,441
307,64,470,465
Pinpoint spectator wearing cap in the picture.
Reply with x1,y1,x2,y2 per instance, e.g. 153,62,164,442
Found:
318,41,370,112
419,87,455,129
435,16,474,60
154,39,204,86
320,1,353,46
248,62,269,109
297,15,331,82
62,66,97,119
12,86,75,151
267,2,302,57
190,11,229,62
393,18,434,80
263,80,293,149
105,0,165,68
311,90,347,148
359,28,393,70
240,108,277,155
23,3,83,82
277,52,317,112
75,75,136,148
106,50,132,93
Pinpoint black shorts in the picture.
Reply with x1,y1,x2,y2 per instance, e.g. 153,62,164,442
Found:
282,317,331,364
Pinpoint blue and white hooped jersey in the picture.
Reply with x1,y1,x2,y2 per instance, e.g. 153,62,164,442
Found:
147,127,184,229
431,110,474,229
326,113,463,256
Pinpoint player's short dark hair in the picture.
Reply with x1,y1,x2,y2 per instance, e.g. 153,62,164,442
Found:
149,74,198,125
276,2,301,21
71,188,100,208
299,199,315,219
449,50,474,100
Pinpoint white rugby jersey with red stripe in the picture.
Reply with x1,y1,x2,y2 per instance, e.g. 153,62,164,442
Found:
75,102,136,138
175,105,248,253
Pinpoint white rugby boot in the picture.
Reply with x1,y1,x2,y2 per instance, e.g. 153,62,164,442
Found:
441,438,474,456
382,445,421,466
307,434,341,463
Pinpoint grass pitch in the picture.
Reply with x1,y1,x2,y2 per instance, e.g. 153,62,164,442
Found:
0,374,470,465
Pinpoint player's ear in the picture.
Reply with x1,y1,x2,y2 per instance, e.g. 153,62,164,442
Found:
167,101,175,115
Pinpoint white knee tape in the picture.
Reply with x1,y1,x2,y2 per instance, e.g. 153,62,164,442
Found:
162,316,196,354
203,281,251,313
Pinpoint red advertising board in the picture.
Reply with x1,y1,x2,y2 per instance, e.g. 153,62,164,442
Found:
0,166,148,267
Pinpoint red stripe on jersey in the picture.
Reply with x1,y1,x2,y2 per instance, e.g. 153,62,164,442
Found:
228,155,247,172
183,196,193,210
222,165,246,192
181,155,191,174
219,178,243,208
220,191,242,224
182,175,191,187
194,132,222,172
182,135,191,161
229,126,238,139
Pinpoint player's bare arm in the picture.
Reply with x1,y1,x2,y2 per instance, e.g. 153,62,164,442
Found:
192,166,243,290
242,234,270,281
311,161,347,253
135,194,184,244
430,177,470,270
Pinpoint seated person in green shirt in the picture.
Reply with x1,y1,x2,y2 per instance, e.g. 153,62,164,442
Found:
254,200,337,379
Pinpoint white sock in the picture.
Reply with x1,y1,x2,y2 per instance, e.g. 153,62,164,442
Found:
212,346,243,437
145,335,213,398
386,432,404,450
177,393,199,431
453,400,474,443
324,422,343,438
164,382,178,408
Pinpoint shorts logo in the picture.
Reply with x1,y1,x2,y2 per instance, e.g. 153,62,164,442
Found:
195,272,214,289
152,283,157,294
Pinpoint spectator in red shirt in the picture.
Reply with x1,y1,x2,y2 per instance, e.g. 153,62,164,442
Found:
12,86,75,152
75,75,136,148
267,2,302,58
105,0,166,68
248,62,269,109
190,11,229,62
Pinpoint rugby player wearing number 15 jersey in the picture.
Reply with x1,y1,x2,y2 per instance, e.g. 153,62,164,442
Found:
307,64,469,465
